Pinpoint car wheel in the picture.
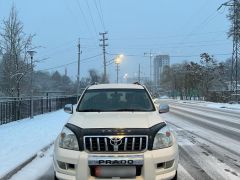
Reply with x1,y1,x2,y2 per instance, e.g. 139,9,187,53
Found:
54,172,58,180
171,171,177,180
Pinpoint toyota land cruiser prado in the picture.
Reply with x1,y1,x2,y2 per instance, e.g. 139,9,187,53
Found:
53,83,178,180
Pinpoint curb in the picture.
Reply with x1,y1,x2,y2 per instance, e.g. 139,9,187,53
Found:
1,142,54,180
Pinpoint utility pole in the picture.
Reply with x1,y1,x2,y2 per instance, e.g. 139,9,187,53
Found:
144,50,153,82
144,50,155,92
77,38,81,99
99,32,108,83
219,0,240,101
138,64,141,83
27,50,36,119
116,63,119,84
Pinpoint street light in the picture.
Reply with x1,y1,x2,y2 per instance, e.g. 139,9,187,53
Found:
27,50,36,119
114,54,124,83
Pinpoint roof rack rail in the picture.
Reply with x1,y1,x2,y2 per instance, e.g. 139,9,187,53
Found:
133,82,141,85
133,82,147,89
91,82,99,85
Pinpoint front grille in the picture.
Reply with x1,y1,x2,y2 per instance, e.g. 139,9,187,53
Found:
84,136,148,152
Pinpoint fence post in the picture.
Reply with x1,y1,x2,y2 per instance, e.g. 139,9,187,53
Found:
41,97,43,114
49,98,52,112
0,103,2,125
46,93,49,112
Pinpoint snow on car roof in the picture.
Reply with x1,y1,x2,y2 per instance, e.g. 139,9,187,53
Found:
88,83,144,90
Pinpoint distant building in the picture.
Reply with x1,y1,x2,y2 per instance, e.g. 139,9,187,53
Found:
153,55,170,90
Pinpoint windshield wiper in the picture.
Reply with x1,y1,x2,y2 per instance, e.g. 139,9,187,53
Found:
115,108,143,111
78,109,102,112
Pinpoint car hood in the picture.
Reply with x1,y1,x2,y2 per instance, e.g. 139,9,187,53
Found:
68,111,164,129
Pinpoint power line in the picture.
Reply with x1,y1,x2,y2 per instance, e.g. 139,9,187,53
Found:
38,54,102,72
39,61,77,71
37,40,99,60
84,0,98,36
107,42,231,51
110,38,228,44
179,9,220,45
110,39,230,46
109,31,227,41
75,0,95,38
63,0,83,33
107,52,231,58
80,39,230,50
176,0,209,34
98,0,106,30
94,0,106,31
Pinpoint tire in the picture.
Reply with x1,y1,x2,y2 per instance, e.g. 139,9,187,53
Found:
171,171,177,180
54,172,58,180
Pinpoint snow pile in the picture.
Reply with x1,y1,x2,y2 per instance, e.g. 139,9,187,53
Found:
0,109,70,178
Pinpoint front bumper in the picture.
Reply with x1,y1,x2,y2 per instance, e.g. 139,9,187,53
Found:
53,141,178,180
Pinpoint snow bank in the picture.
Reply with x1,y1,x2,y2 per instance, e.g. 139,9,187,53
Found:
0,109,70,178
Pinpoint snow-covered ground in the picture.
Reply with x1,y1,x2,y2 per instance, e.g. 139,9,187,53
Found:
156,98,240,111
180,100,240,111
0,109,70,179
11,146,54,180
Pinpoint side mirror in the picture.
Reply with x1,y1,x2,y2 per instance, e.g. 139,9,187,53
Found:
64,104,73,114
159,104,169,114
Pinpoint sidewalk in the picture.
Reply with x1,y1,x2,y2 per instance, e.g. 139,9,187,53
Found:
0,109,70,179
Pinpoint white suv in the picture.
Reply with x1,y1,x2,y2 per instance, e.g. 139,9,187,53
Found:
53,83,178,180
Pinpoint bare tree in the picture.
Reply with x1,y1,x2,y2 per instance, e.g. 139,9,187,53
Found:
0,5,35,97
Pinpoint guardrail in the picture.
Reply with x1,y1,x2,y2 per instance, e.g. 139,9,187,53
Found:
0,95,78,125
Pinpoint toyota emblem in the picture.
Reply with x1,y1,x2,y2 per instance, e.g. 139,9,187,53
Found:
110,137,122,151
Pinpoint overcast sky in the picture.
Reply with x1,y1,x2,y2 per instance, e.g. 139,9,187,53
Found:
0,0,232,82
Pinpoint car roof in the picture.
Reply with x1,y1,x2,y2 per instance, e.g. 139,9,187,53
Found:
88,83,145,90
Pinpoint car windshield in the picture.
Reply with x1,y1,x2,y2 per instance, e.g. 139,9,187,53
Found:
77,89,155,112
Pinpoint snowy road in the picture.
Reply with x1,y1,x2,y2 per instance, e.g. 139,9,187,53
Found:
10,100,240,180
162,99,240,180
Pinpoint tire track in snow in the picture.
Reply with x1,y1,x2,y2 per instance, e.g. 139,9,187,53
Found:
160,106,240,179
170,108,240,142
178,146,213,180
170,102,240,119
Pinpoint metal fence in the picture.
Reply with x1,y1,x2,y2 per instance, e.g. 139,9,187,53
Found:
0,95,77,125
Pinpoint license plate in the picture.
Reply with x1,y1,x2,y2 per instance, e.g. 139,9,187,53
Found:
88,155,144,166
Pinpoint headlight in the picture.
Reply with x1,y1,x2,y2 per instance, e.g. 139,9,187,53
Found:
59,127,79,151
152,125,173,150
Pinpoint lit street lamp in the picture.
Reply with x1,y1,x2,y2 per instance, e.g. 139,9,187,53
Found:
27,50,36,119
114,54,124,83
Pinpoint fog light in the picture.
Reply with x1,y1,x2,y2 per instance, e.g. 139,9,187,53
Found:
57,161,67,170
57,161,75,170
164,160,174,169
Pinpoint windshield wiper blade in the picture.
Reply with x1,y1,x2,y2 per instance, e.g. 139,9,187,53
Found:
115,108,142,111
79,109,102,112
